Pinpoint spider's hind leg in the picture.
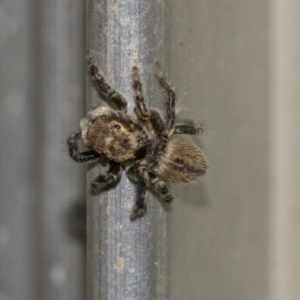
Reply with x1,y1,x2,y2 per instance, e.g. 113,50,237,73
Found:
149,172,174,203
87,50,127,112
174,122,204,135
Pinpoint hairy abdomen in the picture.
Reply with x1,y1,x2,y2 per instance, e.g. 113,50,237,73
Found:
155,138,208,183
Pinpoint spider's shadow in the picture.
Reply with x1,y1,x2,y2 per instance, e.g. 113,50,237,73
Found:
65,200,87,242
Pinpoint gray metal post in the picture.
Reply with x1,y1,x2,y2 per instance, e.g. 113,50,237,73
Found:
86,0,168,299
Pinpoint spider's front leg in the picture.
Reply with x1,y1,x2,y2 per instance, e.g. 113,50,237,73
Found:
127,165,149,221
154,63,176,138
132,66,149,121
87,50,128,112
90,161,121,192
67,131,99,162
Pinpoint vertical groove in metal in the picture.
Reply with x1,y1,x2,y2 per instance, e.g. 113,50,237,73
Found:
86,0,168,299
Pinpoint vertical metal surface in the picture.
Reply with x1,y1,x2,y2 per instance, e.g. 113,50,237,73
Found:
86,1,167,300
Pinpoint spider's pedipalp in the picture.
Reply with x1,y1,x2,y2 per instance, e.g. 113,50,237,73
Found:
67,131,99,162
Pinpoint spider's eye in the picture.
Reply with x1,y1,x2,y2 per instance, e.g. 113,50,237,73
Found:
100,115,107,120
113,124,121,130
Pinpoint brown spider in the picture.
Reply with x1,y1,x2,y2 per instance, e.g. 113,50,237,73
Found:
67,51,208,221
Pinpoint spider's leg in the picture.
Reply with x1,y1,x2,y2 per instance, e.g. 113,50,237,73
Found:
127,165,148,221
130,178,148,221
68,131,99,162
149,109,164,136
87,50,127,112
91,161,121,192
173,122,204,135
149,172,174,203
126,164,139,183
132,66,149,121
154,63,176,138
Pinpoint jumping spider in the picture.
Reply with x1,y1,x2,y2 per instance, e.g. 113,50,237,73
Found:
67,50,208,221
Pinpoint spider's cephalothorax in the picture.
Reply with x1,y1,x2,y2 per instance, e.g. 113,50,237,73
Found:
67,50,208,221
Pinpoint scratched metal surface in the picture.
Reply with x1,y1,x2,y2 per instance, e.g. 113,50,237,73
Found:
86,0,168,299
0,0,86,300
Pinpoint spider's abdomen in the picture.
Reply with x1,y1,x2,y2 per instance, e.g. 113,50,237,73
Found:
154,138,208,183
